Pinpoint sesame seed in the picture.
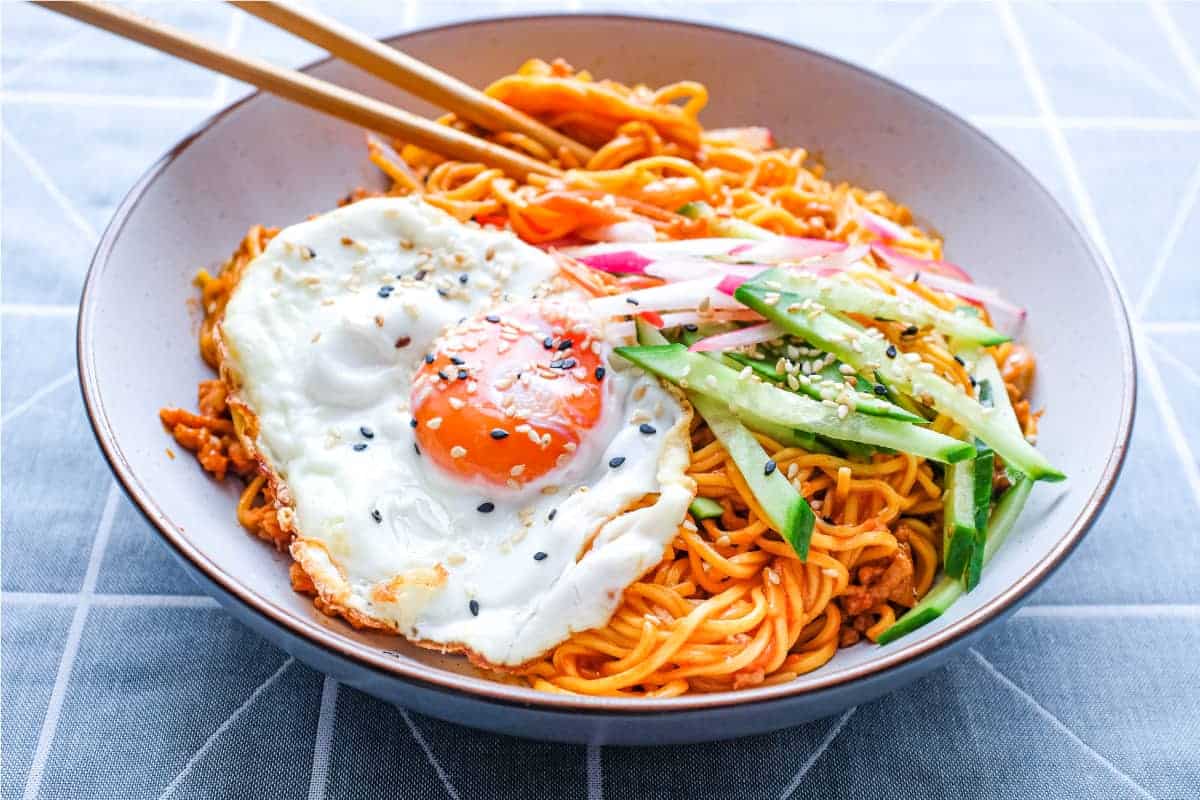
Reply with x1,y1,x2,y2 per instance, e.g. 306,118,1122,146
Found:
414,269,426,280
360,426,374,439
477,502,495,513
685,323,699,332
486,314,501,323
548,509,557,521
886,345,897,358
609,456,626,469
873,384,888,396
302,246,316,259
902,325,919,337
414,443,421,455
448,397,465,410
838,363,856,375
457,369,469,380
533,552,548,561
410,418,418,428
437,370,450,381
450,445,467,458
490,429,509,440
595,366,606,380
763,460,777,476
437,288,449,297
371,509,382,523
378,286,393,298
625,297,640,305
352,443,368,452
542,337,554,349
639,423,657,435
449,356,465,365
787,463,800,479
395,336,411,349
510,464,526,477
458,273,469,284
424,353,436,364
469,600,480,616
953,355,966,366
427,417,443,430
837,404,850,419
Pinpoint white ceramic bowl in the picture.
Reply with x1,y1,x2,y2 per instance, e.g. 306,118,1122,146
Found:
78,15,1134,744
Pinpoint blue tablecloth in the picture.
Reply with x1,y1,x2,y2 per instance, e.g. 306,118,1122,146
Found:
3,2,1198,798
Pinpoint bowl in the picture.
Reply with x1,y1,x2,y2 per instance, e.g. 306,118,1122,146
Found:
78,14,1134,745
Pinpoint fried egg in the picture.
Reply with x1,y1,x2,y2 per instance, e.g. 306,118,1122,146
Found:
219,197,693,666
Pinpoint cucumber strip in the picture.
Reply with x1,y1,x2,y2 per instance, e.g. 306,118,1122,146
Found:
972,352,1021,433
676,201,713,220
689,496,725,520
615,345,975,463
689,392,815,558
635,316,671,346
772,271,1009,345
876,476,1034,644
942,459,977,580
963,446,995,591
736,274,1064,481
741,416,832,454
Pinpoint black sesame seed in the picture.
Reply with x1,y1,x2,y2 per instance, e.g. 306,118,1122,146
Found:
763,460,777,476
437,370,450,381
360,426,375,439
414,443,421,456
352,443,368,452
424,353,436,364
486,314,501,323
302,246,316,259
458,273,469,284
885,345,898,358
557,339,573,351
533,552,548,561
638,423,657,435
395,336,411,349
969,375,978,388
410,418,418,428
469,600,480,617
625,297,640,305
437,288,449,297
548,509,557,521
902,325,919,337
490,428,509,440
371,509,382,523
609,456,626,469
542,337,555,350
911,273,921,284
477,502,495,513
414,270,427,281
457,369,469,380
595,366,606,380
873,384,888,396
549,359,564,369
449,356,465,365
562,358,577,369
684,323,699,332
377,285,393,298
953,355,966,366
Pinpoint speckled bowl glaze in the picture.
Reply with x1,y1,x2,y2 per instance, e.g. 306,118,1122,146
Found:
79,15,1134,745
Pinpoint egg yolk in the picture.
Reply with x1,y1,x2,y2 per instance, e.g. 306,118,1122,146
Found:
411,307,605,488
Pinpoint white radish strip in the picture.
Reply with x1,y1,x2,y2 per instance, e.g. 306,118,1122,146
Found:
589,278,745,316
645,258,762,283
604,309,763,340
563,238,742,259
578,220,657,243
689,322,783,352
728,236,847,262
858,207,913,243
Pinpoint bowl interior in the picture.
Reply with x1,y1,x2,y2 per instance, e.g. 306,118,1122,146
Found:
80,16,1131,711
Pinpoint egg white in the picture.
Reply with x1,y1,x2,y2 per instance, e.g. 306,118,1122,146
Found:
219,197,694,665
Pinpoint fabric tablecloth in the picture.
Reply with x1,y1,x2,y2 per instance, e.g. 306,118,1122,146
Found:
3,1,1198,798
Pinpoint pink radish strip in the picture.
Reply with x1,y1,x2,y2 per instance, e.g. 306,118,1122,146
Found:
913,271,1027,321
728,237,847,262
589,278,744,316
858,207,913,243
871,243,973,283
688,322,783,352
574,250,654,275
578,220,658,243
605,309,763,340
716,273,750,295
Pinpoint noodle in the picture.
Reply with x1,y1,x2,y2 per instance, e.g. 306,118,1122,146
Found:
161,58,1042,696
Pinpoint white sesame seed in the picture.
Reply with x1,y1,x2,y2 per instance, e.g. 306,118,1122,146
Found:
450,446,467,458
510,464,526,477
837,404,849,419
839,363,856,375
448,397,465,410
427,417,443,430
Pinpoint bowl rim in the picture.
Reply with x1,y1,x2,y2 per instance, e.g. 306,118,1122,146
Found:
77,12,1136,714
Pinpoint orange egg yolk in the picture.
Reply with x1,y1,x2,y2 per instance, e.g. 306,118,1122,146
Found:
411,307,606,488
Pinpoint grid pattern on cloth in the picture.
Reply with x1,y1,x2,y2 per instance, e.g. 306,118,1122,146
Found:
3,2,1199,798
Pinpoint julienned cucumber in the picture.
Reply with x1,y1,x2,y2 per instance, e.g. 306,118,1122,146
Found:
736,273,1064,482
688,392,815,559
875,477,1034,645
963,445,995,591
689,496,725,521
722,351,923,423
675,200,773,240
769,271,1009,346
942,459,977,580
615,345,975,463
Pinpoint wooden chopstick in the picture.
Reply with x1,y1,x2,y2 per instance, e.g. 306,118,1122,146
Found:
229,1,595,164
35,1,562,181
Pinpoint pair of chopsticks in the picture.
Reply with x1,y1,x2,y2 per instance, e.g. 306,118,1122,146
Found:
35,1,592,180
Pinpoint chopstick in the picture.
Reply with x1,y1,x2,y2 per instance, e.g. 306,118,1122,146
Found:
229,1,595,164
34,1,562,181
